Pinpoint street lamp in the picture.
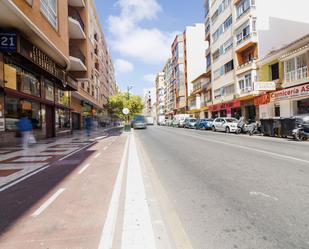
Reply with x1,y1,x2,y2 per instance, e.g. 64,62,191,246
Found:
127,85,133,100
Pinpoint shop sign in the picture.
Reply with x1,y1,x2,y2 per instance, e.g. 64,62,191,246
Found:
209,100,240,112
270,82,309,101
254,94,270,106
18,37,65,83
254,81,276,91
0,31,17,52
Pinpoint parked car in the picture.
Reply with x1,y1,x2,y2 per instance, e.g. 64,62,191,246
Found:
184,118,197,129
195,119,214,130
133,115,147,129
173,114,190,128
212,117,239,133
165,119,173,126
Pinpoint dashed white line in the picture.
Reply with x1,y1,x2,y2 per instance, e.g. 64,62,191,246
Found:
94,152,101,158
31,188,66,217
59,141,96,161
97,136,129,249
250,191,279,201
78,164,91,174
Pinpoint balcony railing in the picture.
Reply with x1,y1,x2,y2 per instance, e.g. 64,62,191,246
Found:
236,32,257,46
237,59,257,70
284,66,308,83
68,7,85,31
240,87,253,94
69,46,86,64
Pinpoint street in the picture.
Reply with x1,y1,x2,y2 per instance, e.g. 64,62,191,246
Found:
0,126,309,249
135,126,309,249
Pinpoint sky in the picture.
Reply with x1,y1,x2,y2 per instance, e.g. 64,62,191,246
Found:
94,0,204,96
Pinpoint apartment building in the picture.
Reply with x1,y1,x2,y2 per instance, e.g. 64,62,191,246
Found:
69,0,115,129
0,0,115,144
257,34,309,119
155,72,165,123
162,58,175,119
172,24,207,113
143,87,156,120
204,0,309,120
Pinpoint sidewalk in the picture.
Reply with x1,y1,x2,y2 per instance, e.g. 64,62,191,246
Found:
0,126,121,190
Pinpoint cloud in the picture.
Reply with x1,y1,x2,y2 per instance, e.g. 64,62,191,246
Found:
115,59,134,73
143,73,156,83
107,0,178,64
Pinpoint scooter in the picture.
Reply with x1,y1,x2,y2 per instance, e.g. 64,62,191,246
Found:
292,124,309,141
248,121,261,136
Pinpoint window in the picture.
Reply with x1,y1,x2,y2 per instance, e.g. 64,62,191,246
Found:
56,88,70,107
270,63,279,80
4,59,40,97
224,60,234,74
212,15,232,43
238,73,252,91
213,69,221,80
211,0,231,24
41,0,58,28
284,53,308,82
236,23,251,45
236,0,251,18
55,108,71,130
5,96,42,130
44,79,54,101
223,84,235,96
214,89,221,99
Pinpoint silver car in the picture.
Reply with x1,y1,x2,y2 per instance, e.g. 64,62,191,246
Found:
133,115,147,129
212,117,238,133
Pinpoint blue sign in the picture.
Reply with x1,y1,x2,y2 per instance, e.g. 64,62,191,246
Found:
0,32,17,52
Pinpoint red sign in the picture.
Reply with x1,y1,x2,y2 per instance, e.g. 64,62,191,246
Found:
254,94,270,106
270,82,309,101
209,100,241,112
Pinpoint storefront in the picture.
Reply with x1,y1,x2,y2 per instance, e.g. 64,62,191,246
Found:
209,100,241,118
0,33,77,143
270,82,309,117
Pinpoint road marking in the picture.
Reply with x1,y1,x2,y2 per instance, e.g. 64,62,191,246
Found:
103,146,108,151
78,164,91,174
97,136,129,249
59,141,96,161
121,135,156,249
31,188,66,217
161,128,309,165
94,152,101,158
95,136,107,140
250,191,279,201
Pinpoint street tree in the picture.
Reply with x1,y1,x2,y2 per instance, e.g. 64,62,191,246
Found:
107,92,144,120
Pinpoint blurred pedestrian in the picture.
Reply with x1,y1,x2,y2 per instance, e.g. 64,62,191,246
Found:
17,115,33,150
85,116,92,137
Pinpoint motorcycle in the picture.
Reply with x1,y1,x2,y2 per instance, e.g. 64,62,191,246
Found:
247,121,261,136
292,125,309,141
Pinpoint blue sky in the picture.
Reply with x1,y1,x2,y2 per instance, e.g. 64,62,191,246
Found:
94,0,204,95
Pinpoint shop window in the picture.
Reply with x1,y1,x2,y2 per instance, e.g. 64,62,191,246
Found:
4,60,40,96
55,109,71,129
44,79,54,101
56,87,70,107
0,92,4,131
275,105,280,117
5,96,20,130
297,99,309,115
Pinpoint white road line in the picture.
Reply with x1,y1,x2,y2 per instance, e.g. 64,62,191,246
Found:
0,165,49,192
98,136,129,249
94,152,101,158
163,128,309,165
250,191,279,201
59,141,96,161
121,135,156,249
103,146,108,151
31,188,66,217
78,164,91,175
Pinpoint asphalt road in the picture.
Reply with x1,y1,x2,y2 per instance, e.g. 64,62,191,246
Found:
135,126,309,249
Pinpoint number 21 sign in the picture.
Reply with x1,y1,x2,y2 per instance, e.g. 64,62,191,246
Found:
0,31,17,52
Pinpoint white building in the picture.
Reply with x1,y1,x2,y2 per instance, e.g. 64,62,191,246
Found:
156,72,165,123
172,24,207,113
205,0,309,120
143,87,156,119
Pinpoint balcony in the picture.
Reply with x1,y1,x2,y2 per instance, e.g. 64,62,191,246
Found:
284,66,308,84
236,59,257,75
234,7,256,29
69,46,87,71
68,7,86,39
235,32,258,53
68,0,85,7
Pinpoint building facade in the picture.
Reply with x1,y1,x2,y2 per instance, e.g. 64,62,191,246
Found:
143,87,156,120
257,35,309,119
155,72,165,123
172,24,207,114
0,0,115,145
162,58,175,119
203,0,309,120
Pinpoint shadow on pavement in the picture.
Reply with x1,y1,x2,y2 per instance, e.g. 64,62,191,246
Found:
0,127,124,236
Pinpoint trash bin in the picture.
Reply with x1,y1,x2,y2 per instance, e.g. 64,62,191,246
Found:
260,119,275,136
273,117,281,137
124,124,131,132
280,118,296,138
